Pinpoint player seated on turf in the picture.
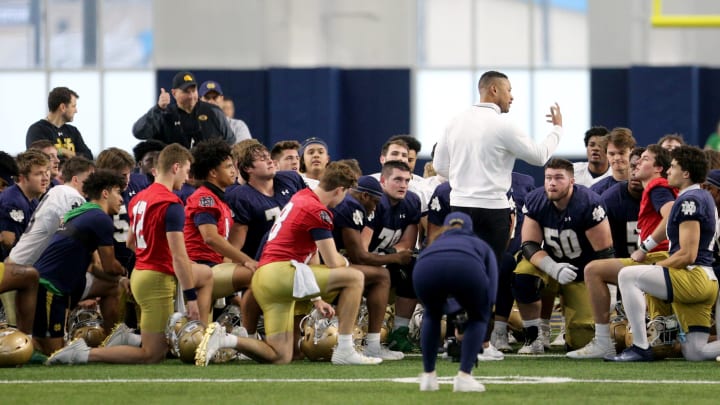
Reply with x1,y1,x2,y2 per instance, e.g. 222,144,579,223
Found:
182,139,257,322
46,144,213,365
331,175,412,360
31,170,128,355
195,162,381,366
607,146,720,362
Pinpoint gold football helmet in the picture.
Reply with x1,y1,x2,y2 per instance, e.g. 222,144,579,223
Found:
0,327,33,367
165,312,189,357
177,320,206,363
298,309,338,361
67,307,106,347
647,315,682,359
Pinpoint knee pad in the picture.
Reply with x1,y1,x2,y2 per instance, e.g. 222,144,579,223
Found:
511,274,543,304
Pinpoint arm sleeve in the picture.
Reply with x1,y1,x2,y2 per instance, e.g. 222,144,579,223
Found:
132,105,165,141
506,122,563,166
194,212,218,227
165,203,185,232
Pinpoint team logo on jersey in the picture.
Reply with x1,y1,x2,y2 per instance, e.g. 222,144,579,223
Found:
592,205,606,222
367,211,375,222
319,210,332,224
522,204,528,214
681,200,696,216
352,209,364,226
199,196,215,207
198,114,208,121
281,189,289,195
430,197,440,212
174,121,181,126
399,213,406,219
9,209,24,223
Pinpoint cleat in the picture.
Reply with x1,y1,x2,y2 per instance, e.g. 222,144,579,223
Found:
604,344,653,362
362,345,404,360
453,374,485,392
490,329,512,352
566,338,615,359
45,338,89,365
477,343,504,361
517,336,544,354
551,333,566,347
195,322,224,367
331,348,382,365
419,372,439,391
101,323,136,347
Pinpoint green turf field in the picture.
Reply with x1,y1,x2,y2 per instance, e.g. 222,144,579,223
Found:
2,353,720,404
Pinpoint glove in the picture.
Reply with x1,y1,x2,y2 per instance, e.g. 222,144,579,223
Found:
539,256,578,285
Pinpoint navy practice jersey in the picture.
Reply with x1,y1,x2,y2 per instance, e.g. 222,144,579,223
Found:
523,185,607,275
331,194,369,251
667,186,717,267
35,208,114,295
0,184,38,260
113,173,150,271
507,172,537,254
366,190,422,253
427,182,450,227
226,171,306,258
590,176,620,196
601,181,640,257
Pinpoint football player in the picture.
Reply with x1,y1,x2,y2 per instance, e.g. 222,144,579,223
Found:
513,158,613,354
32,170,127,355
196,162,381,366
608,145,719,361
332,175,411,360
270,140,301,172
0,149,49,326
590,128,637,196
47,144,212,365
225,142,306,337
567,145,675,359
183,139,256,325
362,161,422,352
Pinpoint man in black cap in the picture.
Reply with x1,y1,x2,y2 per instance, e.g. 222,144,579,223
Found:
132,71,235,148
199,80,252,142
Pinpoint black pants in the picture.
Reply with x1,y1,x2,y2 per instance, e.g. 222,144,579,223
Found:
450,206,511,267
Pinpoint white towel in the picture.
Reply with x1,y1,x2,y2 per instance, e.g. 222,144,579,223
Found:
292,259,321,299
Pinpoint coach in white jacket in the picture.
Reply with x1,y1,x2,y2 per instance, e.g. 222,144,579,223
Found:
433,70,563,263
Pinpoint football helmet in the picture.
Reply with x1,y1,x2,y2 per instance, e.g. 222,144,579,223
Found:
67,307,106,347
177,320,206,363
165,312,188,357
408,304,446,343
0,327,33,367
298,309,339,361
216,305,242,334
647,315,682,359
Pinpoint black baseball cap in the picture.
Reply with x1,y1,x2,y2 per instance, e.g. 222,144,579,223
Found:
172,71,197,90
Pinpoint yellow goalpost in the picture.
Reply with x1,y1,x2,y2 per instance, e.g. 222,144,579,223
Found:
651,0,720,27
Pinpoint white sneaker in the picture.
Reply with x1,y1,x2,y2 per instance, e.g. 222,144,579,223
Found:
566,338,615,359
540,324,551,349
453,374,485,392
517,336,544,354
101,323,137,347
419,372,439,391
490,329,512,352
46,338,90,365
477,343,504,361
551,333,566,347
195,322,224,367
331,348,382,365
362,345,404,360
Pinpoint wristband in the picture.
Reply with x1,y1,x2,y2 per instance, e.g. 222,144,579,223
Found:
183,288,198,301
311,296,322,302
639,236,658,253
